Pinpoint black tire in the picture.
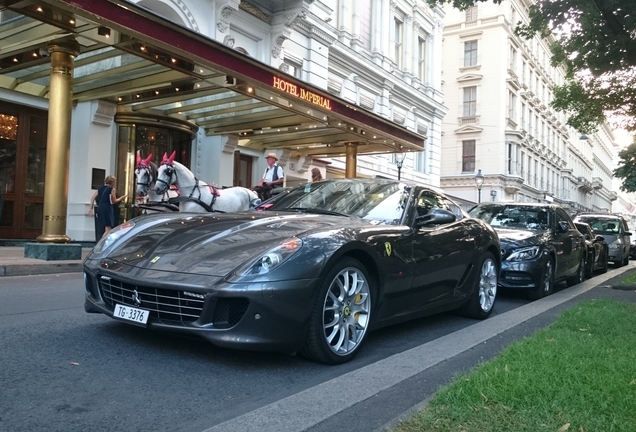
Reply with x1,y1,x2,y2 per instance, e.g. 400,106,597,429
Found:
615,255,624,268
623,252,629,266
529,258,553,300
566,255,585,287
584,252,594,279
599,248,609,274
459,252,498,320
301,257,373,365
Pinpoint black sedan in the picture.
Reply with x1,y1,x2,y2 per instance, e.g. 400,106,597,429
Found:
468,203,586,300
574,222,609,277
84,179,500,364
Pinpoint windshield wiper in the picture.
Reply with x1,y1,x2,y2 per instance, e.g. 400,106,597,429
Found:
284,207,350,217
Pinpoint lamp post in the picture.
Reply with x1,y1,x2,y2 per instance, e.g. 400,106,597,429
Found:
396,151,406,180
475,169,484,203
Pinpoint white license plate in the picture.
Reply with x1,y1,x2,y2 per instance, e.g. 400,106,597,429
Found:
113,304,149,325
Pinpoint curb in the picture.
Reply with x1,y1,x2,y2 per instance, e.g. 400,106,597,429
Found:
0,263,83,277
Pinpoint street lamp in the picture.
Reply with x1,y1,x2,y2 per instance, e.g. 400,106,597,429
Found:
475,169,484,203
395,151,406,180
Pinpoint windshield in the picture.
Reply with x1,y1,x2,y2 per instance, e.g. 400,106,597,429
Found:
469,204,551,230
263,180,410,224
576,217,622,235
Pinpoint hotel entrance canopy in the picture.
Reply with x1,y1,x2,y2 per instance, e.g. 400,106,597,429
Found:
0,0,426,158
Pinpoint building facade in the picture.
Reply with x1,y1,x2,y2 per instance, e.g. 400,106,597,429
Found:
438,0,618,214
0,0,446,242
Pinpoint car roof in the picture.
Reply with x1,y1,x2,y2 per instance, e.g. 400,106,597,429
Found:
475,202,556,209
575,213,624,220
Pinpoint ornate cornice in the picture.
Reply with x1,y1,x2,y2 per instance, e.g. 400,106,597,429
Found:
239,2,272,24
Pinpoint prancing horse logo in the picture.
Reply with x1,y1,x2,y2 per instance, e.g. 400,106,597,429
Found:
132,289,142,307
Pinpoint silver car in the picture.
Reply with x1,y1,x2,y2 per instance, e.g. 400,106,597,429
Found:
573,213,632,267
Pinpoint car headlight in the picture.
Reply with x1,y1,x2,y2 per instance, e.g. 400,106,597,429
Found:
234,238,303,276
611,238,624,247
92,220,136,255
506,245,540,261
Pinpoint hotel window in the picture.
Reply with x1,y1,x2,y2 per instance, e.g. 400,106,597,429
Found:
464,40,478,67
465,5,478,22
507,143,513,175
508,91,516,120
521,103,526,130
462,140,476,172
463,86,477,117
394,18,404,69
509,47,517,71
418,36,427,82
283,59,302,79
415,150,427,173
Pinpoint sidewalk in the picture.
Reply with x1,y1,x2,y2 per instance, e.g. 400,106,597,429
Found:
0,246,91,277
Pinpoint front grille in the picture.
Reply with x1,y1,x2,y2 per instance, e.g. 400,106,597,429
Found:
99,276,204,325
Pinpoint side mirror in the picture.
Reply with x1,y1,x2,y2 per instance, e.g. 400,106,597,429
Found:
557,221,570,233
417,208,456,226
625,231,632,236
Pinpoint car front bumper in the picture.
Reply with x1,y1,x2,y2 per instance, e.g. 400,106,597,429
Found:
83,259,321,353
498,258,546,290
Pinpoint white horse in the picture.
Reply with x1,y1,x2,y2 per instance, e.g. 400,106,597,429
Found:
134,153,180,213
154,151,259,213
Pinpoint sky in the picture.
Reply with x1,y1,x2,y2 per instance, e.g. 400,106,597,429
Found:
614,128,634,147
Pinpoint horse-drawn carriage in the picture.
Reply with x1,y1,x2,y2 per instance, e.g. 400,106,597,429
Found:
134,151,259,215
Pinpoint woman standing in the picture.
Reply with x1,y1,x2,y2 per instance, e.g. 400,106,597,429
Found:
88,176,126,239
311,167,323,182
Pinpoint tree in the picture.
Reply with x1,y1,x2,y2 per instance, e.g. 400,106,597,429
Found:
613,136,636,192
427,0,636,133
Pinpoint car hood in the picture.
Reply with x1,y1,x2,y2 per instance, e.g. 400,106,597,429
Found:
89,211,361,277
494,227,549,249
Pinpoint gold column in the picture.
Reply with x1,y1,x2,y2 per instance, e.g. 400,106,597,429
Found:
345,143,358,178
36,39,80,243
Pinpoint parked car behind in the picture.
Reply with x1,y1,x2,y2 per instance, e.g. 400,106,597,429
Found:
469,203,586,300
573,213,631,267
630,237,636,260
574,222,609,278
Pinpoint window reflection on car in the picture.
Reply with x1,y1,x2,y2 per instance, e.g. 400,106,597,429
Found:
264,180,411,224
469,204,551,230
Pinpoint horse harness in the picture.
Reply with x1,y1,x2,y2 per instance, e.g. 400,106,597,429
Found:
158,161,221,212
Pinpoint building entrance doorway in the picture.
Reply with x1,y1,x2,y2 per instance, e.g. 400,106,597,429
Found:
115,114,197,222
0,101,47,240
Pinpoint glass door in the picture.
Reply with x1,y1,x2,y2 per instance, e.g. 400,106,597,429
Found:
0,102,48,239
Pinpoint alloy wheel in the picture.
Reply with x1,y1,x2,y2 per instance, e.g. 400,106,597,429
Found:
478,257,498,312
322,267,371,356
543,260,553,294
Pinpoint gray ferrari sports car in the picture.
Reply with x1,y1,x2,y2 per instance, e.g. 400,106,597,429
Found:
84,178,500,364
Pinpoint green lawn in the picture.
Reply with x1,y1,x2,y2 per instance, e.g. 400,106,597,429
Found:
618,269,636,285
390,299,636,432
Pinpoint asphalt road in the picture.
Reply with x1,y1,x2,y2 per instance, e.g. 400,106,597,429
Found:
0,267,632,432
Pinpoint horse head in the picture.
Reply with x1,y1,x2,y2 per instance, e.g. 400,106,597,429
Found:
155,150,177,195
134,153,155,197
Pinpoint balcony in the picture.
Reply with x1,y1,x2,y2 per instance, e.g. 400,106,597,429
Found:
592,177,603,190
577,176,593,193
503,175,524,194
